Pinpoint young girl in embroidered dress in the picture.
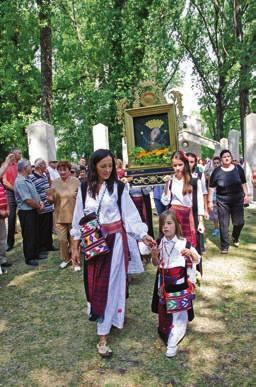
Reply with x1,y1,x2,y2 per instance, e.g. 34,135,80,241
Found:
151,210,200,357
161,151,205,248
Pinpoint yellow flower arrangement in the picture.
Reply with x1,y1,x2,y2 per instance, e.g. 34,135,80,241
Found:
130,147,171,166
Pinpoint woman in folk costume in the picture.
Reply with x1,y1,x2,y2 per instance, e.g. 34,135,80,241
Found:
151,210,200,357
161,151,205,251
71,149,153,357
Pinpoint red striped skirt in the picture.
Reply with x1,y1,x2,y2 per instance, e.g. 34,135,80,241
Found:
170,205,197,247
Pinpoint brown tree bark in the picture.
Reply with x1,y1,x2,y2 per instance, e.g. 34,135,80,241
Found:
233,0,249,156
38,0,52,123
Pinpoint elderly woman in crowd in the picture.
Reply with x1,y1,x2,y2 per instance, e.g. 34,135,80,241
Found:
208,149,249,254
47,160,80,269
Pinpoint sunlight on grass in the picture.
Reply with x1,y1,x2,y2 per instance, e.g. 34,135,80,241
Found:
29,368,72,386
192,317,225,333
0,319,8,334
7,270,38,288
0,210,255,386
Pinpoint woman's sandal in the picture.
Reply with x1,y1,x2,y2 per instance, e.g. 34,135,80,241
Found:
97,343,113,358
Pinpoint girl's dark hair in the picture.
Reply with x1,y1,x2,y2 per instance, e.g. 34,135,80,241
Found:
158,210,183,239
186,152,198,172
171,150,192,195
87,149,118,198
220,149,232,159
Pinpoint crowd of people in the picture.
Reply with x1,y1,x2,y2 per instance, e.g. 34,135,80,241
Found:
0,147,251,358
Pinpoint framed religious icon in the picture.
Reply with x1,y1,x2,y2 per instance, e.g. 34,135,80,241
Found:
124,103,178,186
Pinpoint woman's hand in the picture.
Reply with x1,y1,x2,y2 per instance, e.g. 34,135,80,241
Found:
244,194,250,205
142,234,155,247
72,247,81,266
181,248,198,262
197,221,205,234
46,188,55,203
151,246,160,266
71,240,81,266
208,201,213,212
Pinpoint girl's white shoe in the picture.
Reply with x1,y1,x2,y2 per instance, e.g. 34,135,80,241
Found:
166,346,177,357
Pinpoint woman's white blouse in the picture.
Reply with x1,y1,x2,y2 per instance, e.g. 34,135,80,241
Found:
70,182,148,240
161,176,204,216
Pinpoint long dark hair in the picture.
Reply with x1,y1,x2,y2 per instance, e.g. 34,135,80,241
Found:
87,149,118,198
171,150,192,195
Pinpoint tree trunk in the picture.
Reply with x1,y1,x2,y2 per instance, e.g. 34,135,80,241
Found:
38,0,52,123
233,0,249,156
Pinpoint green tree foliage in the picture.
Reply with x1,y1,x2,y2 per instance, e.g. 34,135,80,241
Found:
0,0,255,158
171,0,256,143
0,0,41,156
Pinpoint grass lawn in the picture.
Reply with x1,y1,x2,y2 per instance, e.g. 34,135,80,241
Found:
0,207,255,386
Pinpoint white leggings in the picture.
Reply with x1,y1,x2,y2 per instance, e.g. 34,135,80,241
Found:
167,310,188,349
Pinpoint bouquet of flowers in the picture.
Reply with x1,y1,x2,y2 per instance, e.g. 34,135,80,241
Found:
129,147,172,166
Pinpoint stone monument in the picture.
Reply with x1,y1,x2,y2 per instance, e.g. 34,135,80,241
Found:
228,130,240,161
220,137,229,150
26,120,56,163
92,123,109,151
214,143,221,156
244,113,256,200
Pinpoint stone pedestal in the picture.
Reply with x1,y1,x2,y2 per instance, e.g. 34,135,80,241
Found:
214,143,221,156
244,113,256,200
220,137,228,150
26,121,56,163
228,130,240,161
92,123,109,151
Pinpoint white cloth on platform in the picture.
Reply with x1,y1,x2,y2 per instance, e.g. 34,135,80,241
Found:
70,182,148,335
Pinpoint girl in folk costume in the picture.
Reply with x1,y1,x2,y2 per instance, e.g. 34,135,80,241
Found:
71,149,153,357
151,210,201,357
161,151,205,253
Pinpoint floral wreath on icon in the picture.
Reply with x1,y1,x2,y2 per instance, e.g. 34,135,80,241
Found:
129,118,172,166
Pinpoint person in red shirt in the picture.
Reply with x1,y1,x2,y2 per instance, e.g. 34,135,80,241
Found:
3,149,22,251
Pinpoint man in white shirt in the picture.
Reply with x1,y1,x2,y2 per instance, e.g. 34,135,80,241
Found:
47,161,60,182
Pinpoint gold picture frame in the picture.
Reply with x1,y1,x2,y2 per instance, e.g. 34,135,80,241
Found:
124,103,178,170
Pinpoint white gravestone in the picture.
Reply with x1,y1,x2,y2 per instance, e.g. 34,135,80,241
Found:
122,137,128,167
214,143,221,156
92,123,109,151
220,137,229,150
26,120,56,163
228,130,240,161
244,113,256,200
